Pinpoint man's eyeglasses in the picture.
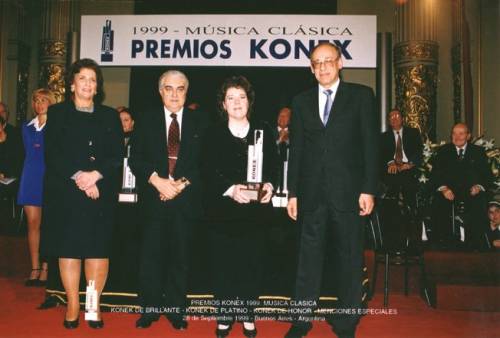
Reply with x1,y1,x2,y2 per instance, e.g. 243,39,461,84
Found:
311,57,339,70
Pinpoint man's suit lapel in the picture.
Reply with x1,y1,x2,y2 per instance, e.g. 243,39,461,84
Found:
402,127,409,151
389,130,396,151
326,81,349,127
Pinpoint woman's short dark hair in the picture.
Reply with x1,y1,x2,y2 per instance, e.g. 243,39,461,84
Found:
119,107,135,121
0,115,5,126
217,75,255,120
65,58,105,104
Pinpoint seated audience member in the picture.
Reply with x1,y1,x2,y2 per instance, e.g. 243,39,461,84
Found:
486,201,500,249
379,109,423,247
430,123,493,249
380,109,423,204
0,102,21,141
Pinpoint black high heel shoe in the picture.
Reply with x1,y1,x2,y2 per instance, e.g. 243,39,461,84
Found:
63,319,79,329
243,325,258,337
216,324,233,338
37,268,48,287
24,268,41,287
88,319,104,329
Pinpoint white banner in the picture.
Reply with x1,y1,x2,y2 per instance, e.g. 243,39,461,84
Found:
80,15,376,67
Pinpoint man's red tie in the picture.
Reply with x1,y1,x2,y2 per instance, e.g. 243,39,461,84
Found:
395,131,403,165
168,113,180,176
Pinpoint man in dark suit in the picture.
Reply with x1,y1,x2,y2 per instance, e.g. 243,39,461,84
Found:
380,109,423,244
430,123,493,249
129,70,205,330
285,42,378,338
380,109,423,199
275,106,291,193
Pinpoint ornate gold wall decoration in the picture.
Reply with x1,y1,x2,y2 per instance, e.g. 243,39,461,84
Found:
40,40,66,58
394,42,438,61
39,39,66,102
394,41,438,140
39,63,65,103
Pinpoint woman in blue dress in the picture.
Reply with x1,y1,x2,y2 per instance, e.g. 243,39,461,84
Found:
17,88,55,286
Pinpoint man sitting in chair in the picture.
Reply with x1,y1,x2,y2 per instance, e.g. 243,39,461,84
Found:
380,109,423,246
430,123,493,250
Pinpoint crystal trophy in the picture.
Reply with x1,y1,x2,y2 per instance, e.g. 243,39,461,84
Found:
118,145,138,203
85,280,98,321
241,129,264,201
272,147,289,208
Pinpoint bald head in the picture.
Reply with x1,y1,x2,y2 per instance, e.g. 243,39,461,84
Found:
451,123,471,148
277,107,291,128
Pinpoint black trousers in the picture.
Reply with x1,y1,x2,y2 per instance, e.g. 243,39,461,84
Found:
139,205,191,319
293,203,365,335
432,190,489,249
382,168,418,209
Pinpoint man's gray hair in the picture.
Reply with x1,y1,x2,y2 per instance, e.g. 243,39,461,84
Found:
158,70,189,91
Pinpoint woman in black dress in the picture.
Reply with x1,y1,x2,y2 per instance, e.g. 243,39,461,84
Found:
201,76,277,338
41,59,122,329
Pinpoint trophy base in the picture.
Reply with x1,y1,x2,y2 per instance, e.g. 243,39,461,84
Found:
118,192,138,203
272,192,288,208
241,183,264,202
85,311,99,321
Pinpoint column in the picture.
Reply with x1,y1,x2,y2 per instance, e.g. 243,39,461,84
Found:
394,0,438,141
38,0,78,103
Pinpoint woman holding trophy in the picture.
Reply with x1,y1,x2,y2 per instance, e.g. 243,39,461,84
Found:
201,75,277,338
41,58,122,329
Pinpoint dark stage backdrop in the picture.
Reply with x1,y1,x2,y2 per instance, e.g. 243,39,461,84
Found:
130,66,316,124
130,0,337,124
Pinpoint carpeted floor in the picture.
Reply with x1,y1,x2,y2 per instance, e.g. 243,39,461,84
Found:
1,234,498,338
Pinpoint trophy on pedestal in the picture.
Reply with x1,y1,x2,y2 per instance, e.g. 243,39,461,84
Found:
272,147,289,208
118,145,138,203
241,129,264,201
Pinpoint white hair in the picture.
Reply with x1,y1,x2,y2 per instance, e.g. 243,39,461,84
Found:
158,70,189,91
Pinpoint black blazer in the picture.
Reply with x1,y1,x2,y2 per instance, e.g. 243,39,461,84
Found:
288,81,379,212
380,126,423,168
41,101,123,257
44,101,123,191
430,142,493,193
129,106,206,216
200,119,277,221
